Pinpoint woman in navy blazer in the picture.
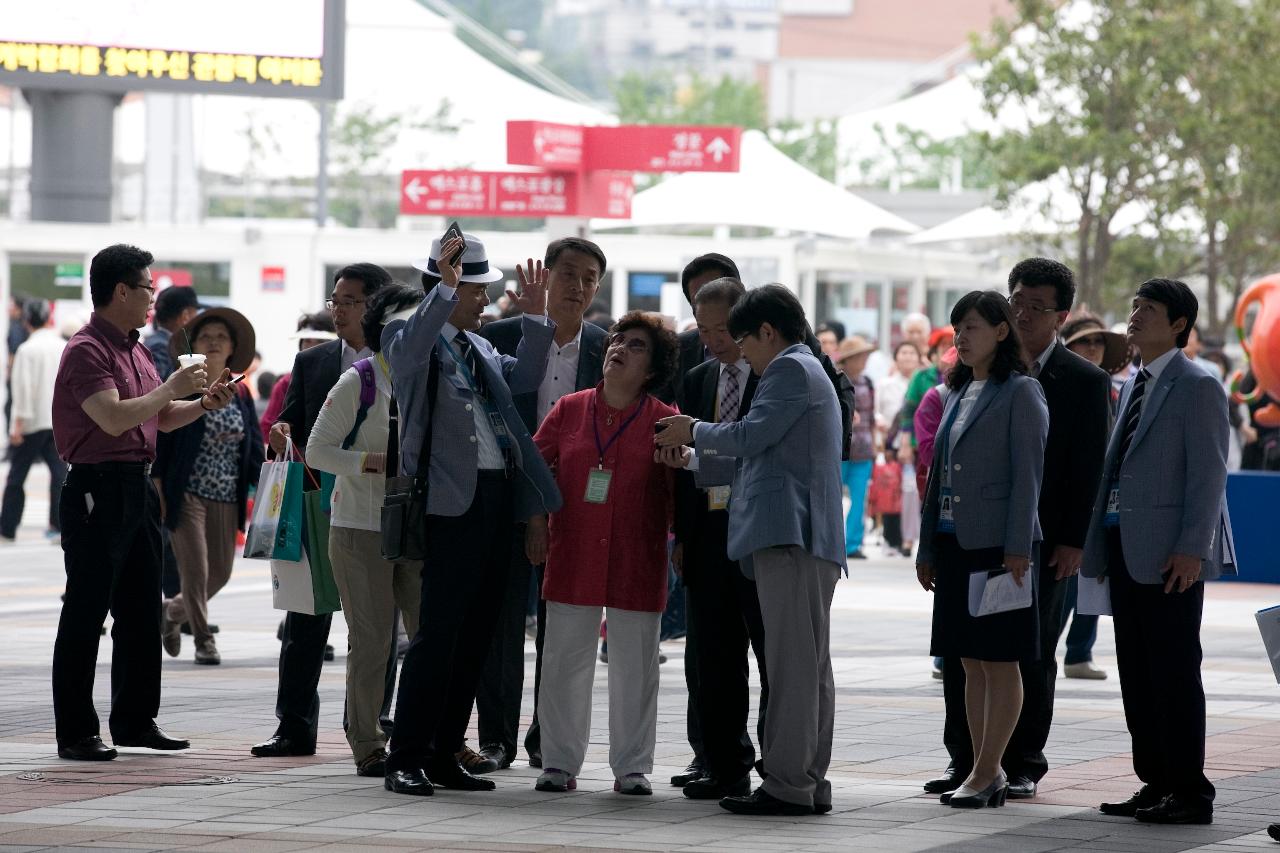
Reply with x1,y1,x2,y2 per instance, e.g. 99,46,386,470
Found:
916,290,1049,809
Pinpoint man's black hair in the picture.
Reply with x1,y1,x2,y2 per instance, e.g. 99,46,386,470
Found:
1136,277,1198,349
681,253,740,304
727,284,807,345
545,237,606,276
333,262,392,297
1007,257,1076,312
691,277,747,312
816,320,846,341
89,244,153,308
22,299,49,330
152,284,201,327
362,282,426,354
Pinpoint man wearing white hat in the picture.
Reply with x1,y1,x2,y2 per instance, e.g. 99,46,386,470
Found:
382,233,563,796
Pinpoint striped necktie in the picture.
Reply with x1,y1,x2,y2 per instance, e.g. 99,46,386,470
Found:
454,331,487,397
1116,368,1150,465
720,363,741,423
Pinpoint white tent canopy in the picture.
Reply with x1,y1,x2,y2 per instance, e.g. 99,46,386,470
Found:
1,0,613,179
594,130,918,239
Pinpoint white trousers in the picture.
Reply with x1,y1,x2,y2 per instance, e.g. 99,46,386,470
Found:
539,601,661,778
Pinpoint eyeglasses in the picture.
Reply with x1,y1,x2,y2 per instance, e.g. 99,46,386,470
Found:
607,333,650,354
1007,296,1058,317
325,298,365,311
129,281,156,295
732,333,753,346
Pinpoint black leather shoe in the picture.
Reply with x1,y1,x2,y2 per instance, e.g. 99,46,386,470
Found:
1006,775,1037,799
813,802,832,815
683,775,751,799
671,761,705,787
923,764,970,794
58,736,117,761
1267,823,1280,842
527,750,543,769
428,760,497,791
720,788,813,816
251,735,316,757
479,743,512,771
385,768,434,796
1099,785,1166,817
1135,795,1212,825
113,724,189,750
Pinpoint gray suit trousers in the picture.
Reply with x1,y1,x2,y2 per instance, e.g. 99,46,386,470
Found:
752,546,839,808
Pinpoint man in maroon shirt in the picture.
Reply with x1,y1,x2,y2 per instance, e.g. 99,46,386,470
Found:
51,244,236,761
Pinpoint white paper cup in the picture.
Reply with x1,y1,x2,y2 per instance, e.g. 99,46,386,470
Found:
177,353,207,370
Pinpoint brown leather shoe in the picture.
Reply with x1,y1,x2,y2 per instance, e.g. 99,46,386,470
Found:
356,748,387,777
457,744,499,775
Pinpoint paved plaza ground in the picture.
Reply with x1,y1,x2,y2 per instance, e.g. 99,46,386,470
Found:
4,466,1280,852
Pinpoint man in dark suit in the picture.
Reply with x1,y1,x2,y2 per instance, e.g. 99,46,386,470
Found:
250,263,391,758
672,277,770,800
474,237,609,772
926,258,1110,798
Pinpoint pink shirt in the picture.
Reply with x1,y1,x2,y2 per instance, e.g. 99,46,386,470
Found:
52,313,162,463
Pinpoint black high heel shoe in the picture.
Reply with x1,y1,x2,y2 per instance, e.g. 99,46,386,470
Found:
948,772,1009,808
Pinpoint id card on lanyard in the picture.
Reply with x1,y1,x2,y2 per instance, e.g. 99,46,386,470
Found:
586,395,644,504
936,389,965,534
440,334,512,453
1104,482,1120,527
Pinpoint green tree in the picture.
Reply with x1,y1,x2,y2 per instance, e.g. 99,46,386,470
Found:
974,0,1280,328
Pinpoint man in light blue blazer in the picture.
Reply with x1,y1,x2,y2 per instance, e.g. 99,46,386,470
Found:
657,284,844,817
1085,278,1234,826
380,233,563,797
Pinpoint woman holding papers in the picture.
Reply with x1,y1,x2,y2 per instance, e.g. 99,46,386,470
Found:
915,290,1049,809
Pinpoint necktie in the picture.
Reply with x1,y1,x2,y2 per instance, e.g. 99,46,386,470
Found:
1116,368,1150,465
454,331,487,397
720,364,741,423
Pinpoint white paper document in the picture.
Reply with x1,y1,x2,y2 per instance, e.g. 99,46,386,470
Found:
1255,605,1280,683
1077,576,1112,616
967,569,1034,617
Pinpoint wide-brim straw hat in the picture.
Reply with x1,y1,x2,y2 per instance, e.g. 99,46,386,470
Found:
1063,324,1129,374
170,307,257,373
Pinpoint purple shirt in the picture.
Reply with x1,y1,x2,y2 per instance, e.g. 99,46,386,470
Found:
53,313,163,463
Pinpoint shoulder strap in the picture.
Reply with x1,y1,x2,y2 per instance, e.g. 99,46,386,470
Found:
341,358,378,450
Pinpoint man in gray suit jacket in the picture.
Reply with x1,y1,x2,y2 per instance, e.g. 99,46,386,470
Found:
380,234,563,797
657,284,844,817
1085,278,1235,826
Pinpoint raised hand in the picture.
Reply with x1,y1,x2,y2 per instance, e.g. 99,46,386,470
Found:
438,236,464,287
201,368,236,412
509,257,549,316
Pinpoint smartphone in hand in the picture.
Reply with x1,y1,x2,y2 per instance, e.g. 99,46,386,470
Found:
443,221,466,266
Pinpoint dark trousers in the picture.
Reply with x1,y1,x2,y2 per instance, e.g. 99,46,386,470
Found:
684,512,768,782
476,527,531,756
683,584,706,767
0,429,64,537
1108,529,1214,808
1060,577,1099,665
524,563,547,759
52,468,163,745
943,556,1069,781
274,611,333,746
387,475,513,773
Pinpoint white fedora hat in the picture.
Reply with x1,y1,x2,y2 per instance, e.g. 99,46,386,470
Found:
412,232,505,284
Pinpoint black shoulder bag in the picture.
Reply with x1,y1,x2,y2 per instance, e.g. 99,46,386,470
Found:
380,352,439,561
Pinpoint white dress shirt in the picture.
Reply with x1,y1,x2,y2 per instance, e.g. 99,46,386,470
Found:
9,327,65,434
340,339,372,372
537,323,583,425
1030,342,1055,378
686,358,750,472
1137,347,1179,415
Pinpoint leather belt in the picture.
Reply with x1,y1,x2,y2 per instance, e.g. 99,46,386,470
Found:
70,461,152,476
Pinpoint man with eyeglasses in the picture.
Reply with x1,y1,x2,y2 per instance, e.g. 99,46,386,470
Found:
251,263,392,760
51,243,237,760
924,258,1111,801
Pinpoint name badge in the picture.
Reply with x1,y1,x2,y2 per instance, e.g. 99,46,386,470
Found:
938,486,956,533
707,485,731,511
1104,484,1120,527
584,467,613,504
487,409,512,449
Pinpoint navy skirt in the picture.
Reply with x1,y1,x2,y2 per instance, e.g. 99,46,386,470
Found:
929,533,1040,663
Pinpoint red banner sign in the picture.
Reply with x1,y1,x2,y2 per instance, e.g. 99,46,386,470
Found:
506,120,585,170
582,125,741,173
400,169,633,218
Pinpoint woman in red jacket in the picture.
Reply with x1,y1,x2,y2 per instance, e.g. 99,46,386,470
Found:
527,311,678,796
